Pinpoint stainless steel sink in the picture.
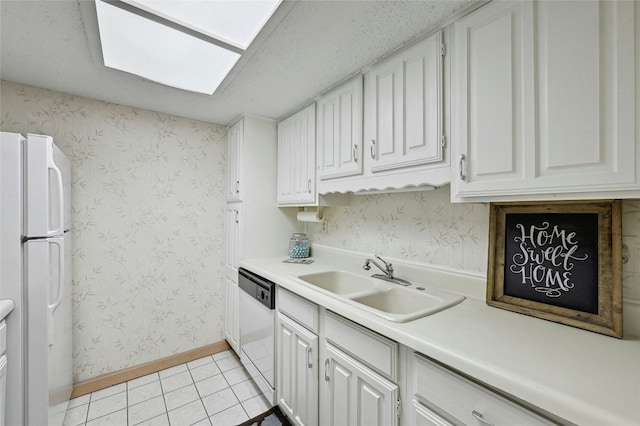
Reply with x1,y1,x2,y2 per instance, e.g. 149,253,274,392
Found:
294,270,465,322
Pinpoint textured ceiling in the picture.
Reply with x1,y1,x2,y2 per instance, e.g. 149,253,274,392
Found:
0,0,476,125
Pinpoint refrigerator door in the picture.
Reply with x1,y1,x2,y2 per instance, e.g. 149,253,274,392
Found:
24,236,72,426
0,131,26,426
24,134,71,237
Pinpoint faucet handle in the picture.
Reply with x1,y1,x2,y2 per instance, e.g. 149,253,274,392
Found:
375,255,393,278
375,255,392,268
363,259,371,271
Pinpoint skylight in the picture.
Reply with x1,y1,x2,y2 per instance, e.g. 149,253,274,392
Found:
94,0,281,95
123,0,282,51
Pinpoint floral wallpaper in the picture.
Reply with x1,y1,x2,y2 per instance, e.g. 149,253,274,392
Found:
1,81,227,382
2,80,639,385
307,187,640,302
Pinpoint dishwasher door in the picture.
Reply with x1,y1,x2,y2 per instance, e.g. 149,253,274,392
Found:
238,268,275,405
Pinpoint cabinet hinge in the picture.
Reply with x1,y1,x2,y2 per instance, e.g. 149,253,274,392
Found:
441,135,447,153
396,399,401,418
441,43,446,57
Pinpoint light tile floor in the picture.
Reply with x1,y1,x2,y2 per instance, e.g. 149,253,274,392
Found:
63,350,272,426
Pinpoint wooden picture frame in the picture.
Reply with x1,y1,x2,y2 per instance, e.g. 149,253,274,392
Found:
487,200,623,338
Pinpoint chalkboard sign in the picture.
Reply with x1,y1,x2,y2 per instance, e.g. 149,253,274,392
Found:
504,212,599,313
487,201,623,338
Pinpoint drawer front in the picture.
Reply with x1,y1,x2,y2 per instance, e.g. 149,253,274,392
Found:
413,353,554,426
325,311,397,380
412,399,454,426
278,287,319,333
0,320,5,355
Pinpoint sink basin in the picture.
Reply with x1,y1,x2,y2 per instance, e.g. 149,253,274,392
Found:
296,271,381,297
350,286,465,323
295,270,465,323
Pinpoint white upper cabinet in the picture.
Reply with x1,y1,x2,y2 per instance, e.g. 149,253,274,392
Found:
277,104,317,206
317,31,449,194
317,76,363,181
226,120,243,202
452,0,640,201
365,31,444,173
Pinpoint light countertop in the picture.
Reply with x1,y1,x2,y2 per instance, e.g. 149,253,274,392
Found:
241,245,640,426
1,299,15,321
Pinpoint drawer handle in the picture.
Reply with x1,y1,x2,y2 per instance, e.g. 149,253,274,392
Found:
324,359,330,381
236,180,240,194
353,144,358,163
459,154,466,181
307,347,312,369
370,139,376,159
472,410,494,426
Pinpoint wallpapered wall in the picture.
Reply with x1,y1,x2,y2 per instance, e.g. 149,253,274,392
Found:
307,187,640,302
2,80,640,383
1,81,227,382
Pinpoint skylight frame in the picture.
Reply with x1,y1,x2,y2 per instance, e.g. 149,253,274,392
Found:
93,0,282,95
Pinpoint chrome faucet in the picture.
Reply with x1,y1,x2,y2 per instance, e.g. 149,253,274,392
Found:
363,255,394,279
363,255,411,286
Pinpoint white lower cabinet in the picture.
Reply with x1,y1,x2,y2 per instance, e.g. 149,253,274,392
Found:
223,275,239,353
410,352,554,426
411,400,453,426
321,312,399,426
274,288,558,426
322,342,399,426
277,312,318,426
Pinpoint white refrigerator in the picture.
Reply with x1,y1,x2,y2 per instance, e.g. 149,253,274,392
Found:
0,132,73,426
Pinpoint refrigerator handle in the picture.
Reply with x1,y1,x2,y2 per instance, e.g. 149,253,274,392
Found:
48,148,65,237
48,238,65,347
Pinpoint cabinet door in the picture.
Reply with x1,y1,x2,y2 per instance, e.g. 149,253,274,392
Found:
365,31,443,173
277,313,319,426
452,0,532,196
453,0,638,199
226,120,243,202
532,0,636,189
224,275,239,353
277,104,317,205
224,204,242,274
322,343,398,426
317,76,363,181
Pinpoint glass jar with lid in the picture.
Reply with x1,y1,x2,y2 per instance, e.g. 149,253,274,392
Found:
289,233,310,258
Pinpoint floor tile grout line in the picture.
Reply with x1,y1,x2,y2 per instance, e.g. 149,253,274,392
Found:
183,357,208,425
124,380,129,426
66,352,249,426
157,372,170,426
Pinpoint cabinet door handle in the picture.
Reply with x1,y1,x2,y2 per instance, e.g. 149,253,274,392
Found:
307,178,312,193
307,347,313,369
234,210,239,224
472,410,494,426
236,180,240,194
324,359,330,381
353,144,358,163
370,139,376,159
459,154,467,181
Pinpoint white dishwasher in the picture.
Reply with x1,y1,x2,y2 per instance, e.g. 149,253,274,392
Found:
238,268,276,406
